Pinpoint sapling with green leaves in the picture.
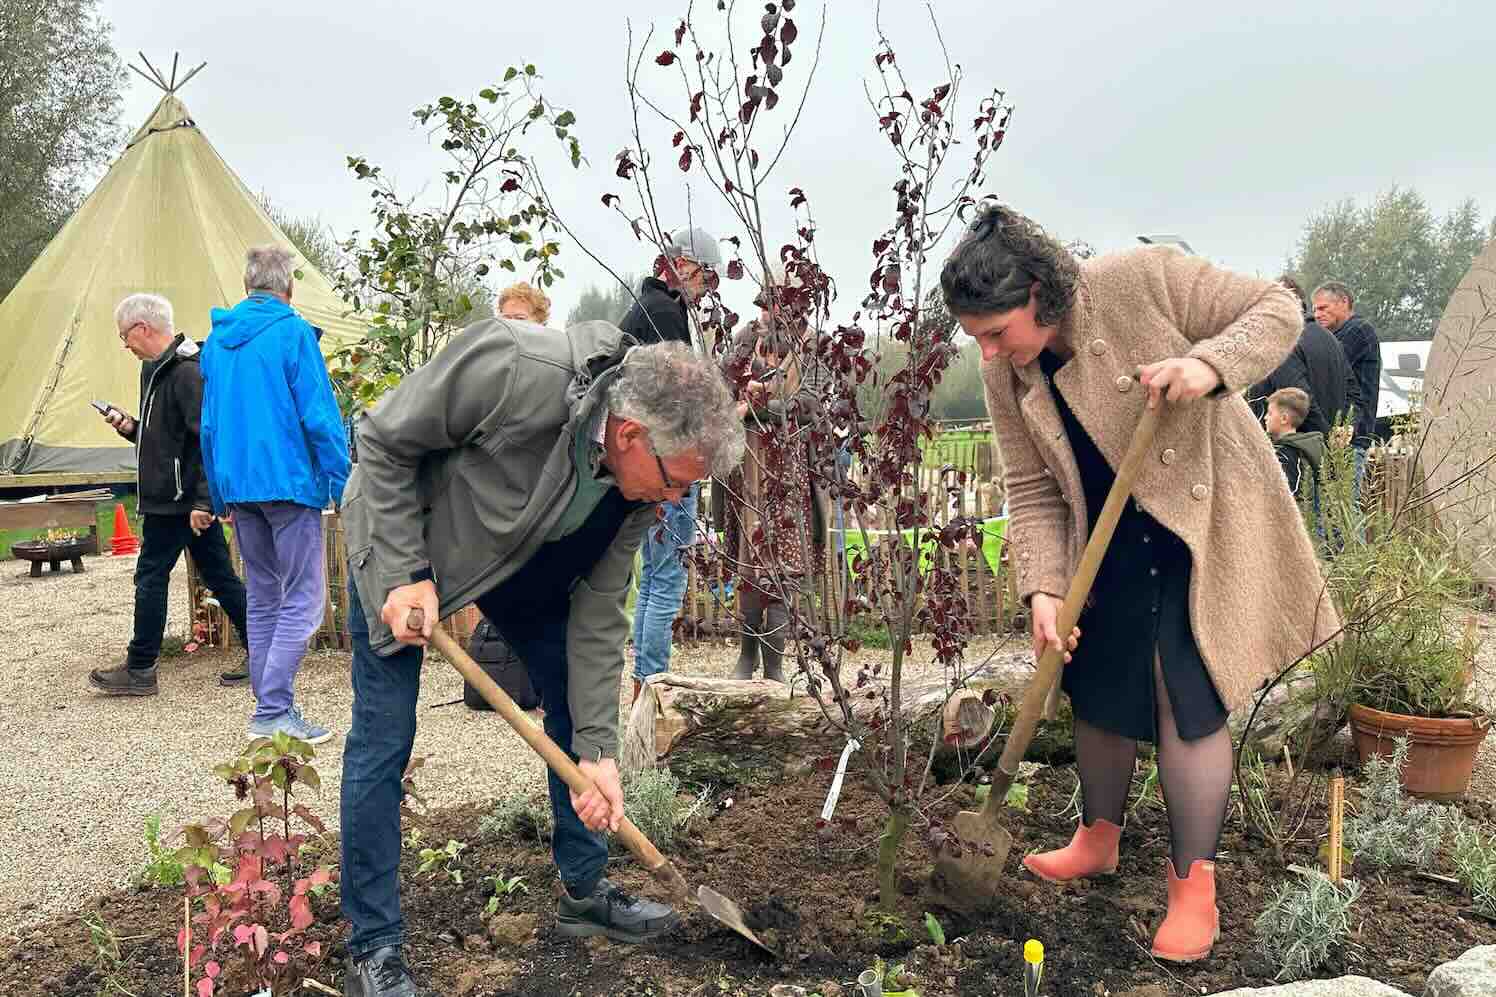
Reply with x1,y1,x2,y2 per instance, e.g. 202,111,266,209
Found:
483,873,531,916
417,838,467,884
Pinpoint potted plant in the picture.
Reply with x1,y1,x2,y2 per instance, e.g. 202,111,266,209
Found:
1309,433,1491,799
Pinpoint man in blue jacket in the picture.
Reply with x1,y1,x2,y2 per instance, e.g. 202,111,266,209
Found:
200,246,351,745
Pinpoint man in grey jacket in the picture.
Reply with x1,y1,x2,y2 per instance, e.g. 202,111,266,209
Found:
337,320,744,997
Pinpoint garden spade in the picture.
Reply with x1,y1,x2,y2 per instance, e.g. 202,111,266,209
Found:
933,403,1163,907
406,609,776,955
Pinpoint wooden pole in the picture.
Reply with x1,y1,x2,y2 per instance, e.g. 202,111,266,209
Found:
1328,770,1345,884
182,897,190,997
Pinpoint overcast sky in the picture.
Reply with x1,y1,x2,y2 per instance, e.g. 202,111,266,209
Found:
95,0,1494,324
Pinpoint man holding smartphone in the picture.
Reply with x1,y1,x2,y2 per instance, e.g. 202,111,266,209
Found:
88,293,250,696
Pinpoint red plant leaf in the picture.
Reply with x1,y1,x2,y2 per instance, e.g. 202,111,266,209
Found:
499,177,520,193
205,960,221,978
678,146,693,172
197,979,214,997
672,130,685,147
254,925,269,956
600,194,618,207
781,19,798,45
289,895,314,931
305,941,323,959
674,19,686,46
655,50,676,66
726,259,745,280
233,924,253,947
273,950,290,965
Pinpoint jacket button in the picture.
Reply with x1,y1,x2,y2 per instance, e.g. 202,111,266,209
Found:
1116,375,1132,392
1090,339,1108,356
1191,483,1208,500
1161,448,1176,465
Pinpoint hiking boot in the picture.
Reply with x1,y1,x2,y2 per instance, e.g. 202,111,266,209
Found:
219,654,250,687
344,945,420,997
247,704,334,746
555,877,679,943
88,664,158,697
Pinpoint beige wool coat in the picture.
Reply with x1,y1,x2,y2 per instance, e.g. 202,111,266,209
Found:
983,246,1341,714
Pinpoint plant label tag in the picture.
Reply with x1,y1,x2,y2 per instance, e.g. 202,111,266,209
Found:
819,737,861,822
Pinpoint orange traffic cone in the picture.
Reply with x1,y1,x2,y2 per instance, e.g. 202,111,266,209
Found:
109,502,140,556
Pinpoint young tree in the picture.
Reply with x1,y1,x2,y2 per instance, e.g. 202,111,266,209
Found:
331,66,582,410
257,193,343,280
583,0,1014,909
0,0,124,298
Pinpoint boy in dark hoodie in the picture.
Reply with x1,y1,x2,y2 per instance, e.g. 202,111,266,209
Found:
1265,387,1324,497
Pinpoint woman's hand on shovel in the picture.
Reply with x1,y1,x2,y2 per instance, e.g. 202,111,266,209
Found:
1137,357,1220,408
1030,593,1081,665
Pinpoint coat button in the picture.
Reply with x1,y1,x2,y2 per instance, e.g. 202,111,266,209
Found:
1090,339,1108,356
1161,448,1176,465
1191,483,1208,500
1116,375,1132,392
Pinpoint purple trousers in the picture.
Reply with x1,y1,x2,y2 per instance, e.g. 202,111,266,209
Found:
232,502,325,721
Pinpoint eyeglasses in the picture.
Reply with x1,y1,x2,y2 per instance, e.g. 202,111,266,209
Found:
118,322,144,342
652,447,682,491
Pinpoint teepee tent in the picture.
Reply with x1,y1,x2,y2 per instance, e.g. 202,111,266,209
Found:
0,59,362,477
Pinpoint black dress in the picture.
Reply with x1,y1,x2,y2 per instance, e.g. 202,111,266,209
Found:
1037,350,1227,743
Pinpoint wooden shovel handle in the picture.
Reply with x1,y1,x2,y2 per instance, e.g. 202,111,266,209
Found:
407,609,682,890
985,404,1164,812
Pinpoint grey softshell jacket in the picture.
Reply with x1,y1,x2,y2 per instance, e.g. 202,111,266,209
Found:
340,319,655,761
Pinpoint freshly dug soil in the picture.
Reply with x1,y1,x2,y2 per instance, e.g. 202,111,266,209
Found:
5,737,1494,997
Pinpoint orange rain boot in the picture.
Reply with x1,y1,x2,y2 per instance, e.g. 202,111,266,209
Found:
1151,859,1220,962
1022,819,1122,883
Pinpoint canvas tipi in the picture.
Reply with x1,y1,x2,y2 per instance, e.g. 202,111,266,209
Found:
0,59,362,477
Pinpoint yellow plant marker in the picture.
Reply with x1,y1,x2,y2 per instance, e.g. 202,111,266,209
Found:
1024,939,1044,997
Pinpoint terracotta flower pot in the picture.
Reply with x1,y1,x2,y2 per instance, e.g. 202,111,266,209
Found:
1347,702,1492,800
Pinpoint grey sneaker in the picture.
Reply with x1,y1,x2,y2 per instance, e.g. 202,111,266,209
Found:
555,877,679,943
247,705,334,746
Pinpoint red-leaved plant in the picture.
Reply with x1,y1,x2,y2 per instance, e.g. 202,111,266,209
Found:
537,1,1017,909
176,732,336,996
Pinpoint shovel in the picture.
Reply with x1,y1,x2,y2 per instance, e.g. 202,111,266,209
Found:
934,403,1164,906
405,608,776,955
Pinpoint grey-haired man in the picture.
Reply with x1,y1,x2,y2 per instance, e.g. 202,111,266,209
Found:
338,323,743,997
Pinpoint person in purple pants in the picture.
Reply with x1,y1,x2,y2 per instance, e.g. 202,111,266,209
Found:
200,246,351,745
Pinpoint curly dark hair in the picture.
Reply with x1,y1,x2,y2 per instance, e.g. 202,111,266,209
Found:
940,203,1080,326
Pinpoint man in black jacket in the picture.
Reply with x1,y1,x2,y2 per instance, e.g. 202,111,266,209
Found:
616,227,723,702
1248,276,1359,436
1313,281,1381,494
617,225,722,348
88,293,250,697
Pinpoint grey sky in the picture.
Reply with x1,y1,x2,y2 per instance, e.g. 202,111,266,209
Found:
96,0,1494,324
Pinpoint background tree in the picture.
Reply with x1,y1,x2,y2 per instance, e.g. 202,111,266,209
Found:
1289,186,1495,342
565,275,639,326
257,193,342,279
0,0,124,299
330,66,582,410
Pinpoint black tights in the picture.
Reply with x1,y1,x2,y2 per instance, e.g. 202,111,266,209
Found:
1075,656,1233,871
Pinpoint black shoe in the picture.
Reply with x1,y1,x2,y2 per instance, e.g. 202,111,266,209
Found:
556,877,679,943
88,664,158,697
219,655,250,687
344,946,420,997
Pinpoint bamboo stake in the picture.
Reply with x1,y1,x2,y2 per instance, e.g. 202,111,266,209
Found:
1328,770,1345,884
182,897,190,997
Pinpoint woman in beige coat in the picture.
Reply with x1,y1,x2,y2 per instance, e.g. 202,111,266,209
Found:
941,205,1338,962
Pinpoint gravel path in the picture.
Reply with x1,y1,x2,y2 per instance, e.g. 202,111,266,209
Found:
3,546,1492,941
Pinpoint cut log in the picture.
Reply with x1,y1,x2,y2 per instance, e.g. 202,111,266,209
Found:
619,652,1040,780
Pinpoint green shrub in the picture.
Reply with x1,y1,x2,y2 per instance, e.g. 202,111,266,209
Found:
1254,867,1362,981
1344,736,1448,871
480,791,553,842
1449,812,1496,919
622,767,708,852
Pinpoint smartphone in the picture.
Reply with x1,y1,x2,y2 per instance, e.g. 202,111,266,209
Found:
90,399,115,416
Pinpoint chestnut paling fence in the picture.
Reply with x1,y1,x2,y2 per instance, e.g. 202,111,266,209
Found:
183,433,1417,651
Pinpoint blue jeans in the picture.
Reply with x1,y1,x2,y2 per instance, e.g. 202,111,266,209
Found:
632,485,697,681
339,578,607,957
